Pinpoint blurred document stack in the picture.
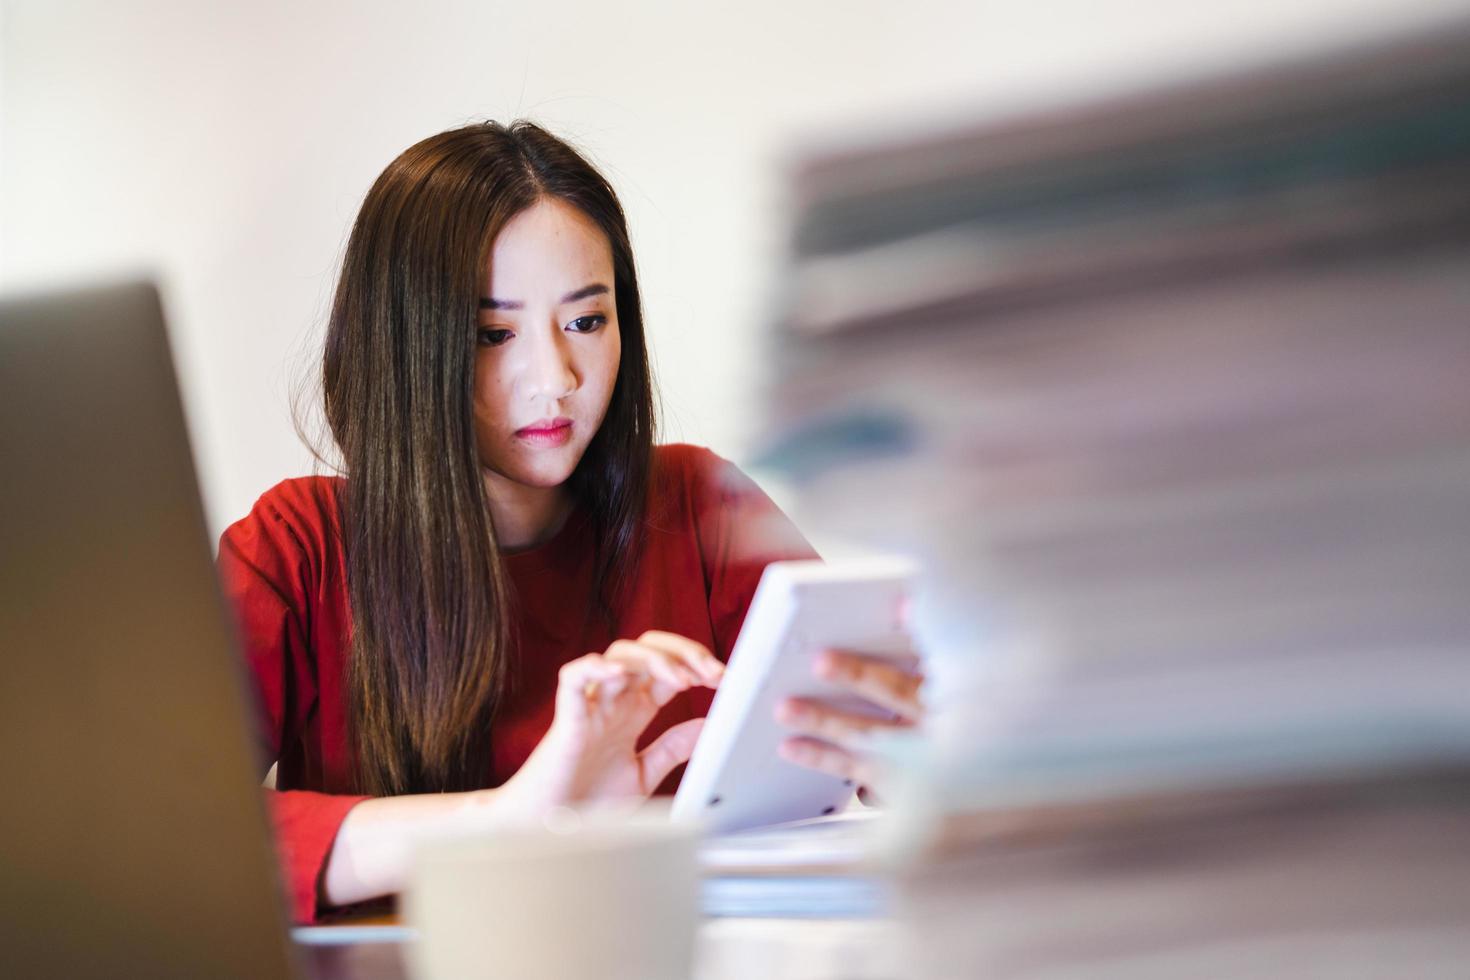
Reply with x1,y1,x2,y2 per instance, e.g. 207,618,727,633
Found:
757,17,1470,977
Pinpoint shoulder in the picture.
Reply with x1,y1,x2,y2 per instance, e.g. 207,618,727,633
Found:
650,442,758,503
648,442,816,561
224,475,342,538
218,475,344,572
651,441,716,478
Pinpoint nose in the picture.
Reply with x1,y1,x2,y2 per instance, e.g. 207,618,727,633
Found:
519,320,578,404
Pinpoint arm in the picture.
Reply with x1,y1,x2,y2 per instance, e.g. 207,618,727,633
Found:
218,492,509,916
692,447,820,657
323,631,725,907
219,486,374,921
689,449,926,796
319,787,503,907
222,483,725,919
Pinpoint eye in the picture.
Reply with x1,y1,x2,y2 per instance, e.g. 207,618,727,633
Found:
477,327,513,347
567,315,607,334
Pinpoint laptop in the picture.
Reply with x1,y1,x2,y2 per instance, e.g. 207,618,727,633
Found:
0,281,300,978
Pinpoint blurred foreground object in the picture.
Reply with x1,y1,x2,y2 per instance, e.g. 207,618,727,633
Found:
405,807,698,980
0,282,297,978
761,15,1470,978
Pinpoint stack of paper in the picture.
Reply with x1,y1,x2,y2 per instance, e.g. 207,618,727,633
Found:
756,16,1470,975
699,811,888,919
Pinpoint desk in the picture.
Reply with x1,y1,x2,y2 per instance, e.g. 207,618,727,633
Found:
299,916,907,980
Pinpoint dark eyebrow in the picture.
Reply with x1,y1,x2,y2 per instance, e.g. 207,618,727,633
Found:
479,282,610,311
561,283,610,304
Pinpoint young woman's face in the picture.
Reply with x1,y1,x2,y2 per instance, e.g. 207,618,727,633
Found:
474,197,622,495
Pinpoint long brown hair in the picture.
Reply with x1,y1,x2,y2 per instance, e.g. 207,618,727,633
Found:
322,121,656,796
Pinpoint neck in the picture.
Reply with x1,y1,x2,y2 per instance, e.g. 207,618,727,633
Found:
482,474,574,553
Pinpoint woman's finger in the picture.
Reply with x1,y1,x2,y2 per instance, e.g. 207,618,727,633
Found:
777,736,873,786
637,630,725,687
603,640,693,703
637,717,706,793
775,696,916,746
815,650,924,721
596,663,639,700
555,654,628,718
555,653,609,703
606,640,685,688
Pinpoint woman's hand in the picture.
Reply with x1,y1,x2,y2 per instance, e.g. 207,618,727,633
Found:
503,630,724,814
774,649,925,796
323,631,722,908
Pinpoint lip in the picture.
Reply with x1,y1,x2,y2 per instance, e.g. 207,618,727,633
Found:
515,417,573,447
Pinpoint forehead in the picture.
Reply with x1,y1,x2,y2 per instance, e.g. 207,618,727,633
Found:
484,197,613,296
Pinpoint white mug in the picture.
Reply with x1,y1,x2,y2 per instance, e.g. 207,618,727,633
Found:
404,805,700,980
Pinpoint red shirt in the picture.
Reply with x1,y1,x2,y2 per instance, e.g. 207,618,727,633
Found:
217,443,817,923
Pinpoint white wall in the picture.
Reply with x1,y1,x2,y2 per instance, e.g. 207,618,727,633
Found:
3,0,1466,537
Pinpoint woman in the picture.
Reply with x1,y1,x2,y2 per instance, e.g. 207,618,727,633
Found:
218,120,924,923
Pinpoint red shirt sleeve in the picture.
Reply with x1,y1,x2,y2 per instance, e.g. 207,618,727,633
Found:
690,447,821,660
264,790,368,923
218,485,368,924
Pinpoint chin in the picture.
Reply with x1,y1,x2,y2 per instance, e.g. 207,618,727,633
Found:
507,448,587,488
519,466,576,489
